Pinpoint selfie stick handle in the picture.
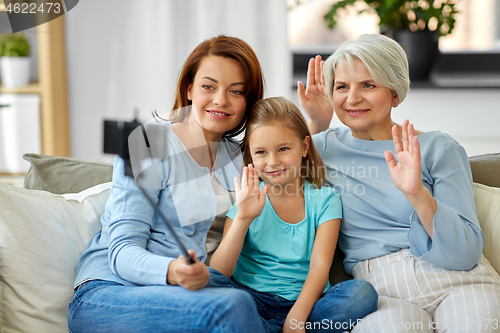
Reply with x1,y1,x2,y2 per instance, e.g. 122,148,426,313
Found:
135,183,196,265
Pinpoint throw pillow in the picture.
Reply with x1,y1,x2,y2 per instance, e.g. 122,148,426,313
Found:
469,153,500,188
23,153,113,194
473,182,500,273
0,182,111,333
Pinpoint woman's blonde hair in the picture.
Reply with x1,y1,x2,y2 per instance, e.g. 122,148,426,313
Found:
243,97,325,188
324,33,410,105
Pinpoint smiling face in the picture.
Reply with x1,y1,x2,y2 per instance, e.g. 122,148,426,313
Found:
187,55,247,141
248,124,310,191
332,57,399,140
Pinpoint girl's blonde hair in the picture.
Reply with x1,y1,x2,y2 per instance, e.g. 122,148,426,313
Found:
243,97,325,188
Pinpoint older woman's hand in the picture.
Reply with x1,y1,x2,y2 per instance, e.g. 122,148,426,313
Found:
384,120,423,196
297,55,333,134
384,120,437,238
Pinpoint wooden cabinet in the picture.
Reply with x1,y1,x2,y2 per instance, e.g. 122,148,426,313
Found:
0,1,70,157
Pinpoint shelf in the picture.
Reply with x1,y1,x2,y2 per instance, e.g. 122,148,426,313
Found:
0,7,70,157
0,82,41,94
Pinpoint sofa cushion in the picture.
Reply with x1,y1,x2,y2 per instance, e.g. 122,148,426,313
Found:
23,153,113,194
473,182,500,273
469,153,500,188
0,182,111,333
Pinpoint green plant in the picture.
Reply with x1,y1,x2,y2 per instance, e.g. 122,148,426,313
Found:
324,0,458,37
0,33,31,57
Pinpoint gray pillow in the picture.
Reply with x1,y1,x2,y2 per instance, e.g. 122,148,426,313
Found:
469,153,500,188
23,153,113,194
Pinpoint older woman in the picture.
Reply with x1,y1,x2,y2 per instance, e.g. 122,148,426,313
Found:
298,34,500,333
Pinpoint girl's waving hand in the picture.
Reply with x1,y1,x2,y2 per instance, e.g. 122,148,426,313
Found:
235,164,268,224
210,165,267,277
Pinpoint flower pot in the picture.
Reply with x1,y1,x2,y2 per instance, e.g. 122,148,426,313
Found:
0,57,31,88
393,30,439,82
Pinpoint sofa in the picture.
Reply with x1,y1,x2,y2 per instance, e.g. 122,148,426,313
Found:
0,152,499,333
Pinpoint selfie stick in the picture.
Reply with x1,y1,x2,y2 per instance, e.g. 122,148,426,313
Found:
135,181,195,265
104,118,195,265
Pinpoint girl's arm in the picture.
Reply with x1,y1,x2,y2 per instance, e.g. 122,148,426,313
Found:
210,165,267,277
284,219,340,333
209,216,251,277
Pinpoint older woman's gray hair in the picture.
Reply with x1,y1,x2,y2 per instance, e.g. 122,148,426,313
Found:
324,34,411,105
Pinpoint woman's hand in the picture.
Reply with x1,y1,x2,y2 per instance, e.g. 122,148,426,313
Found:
385,120,437,238
384,120,423,197
167,250,210,291
234,164,267,225
297,55,334,134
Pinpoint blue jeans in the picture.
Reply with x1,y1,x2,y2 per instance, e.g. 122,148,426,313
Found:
207,269,378,333
68,276,265,333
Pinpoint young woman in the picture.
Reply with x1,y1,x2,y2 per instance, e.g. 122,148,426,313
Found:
298,33,500,332
68,35,266,333
209,97,378,333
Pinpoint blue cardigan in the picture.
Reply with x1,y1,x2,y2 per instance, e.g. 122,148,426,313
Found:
313,127,483,274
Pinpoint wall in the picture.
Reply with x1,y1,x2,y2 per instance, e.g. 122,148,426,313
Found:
64,0,290,163
391,88,500,157
63,0,498,162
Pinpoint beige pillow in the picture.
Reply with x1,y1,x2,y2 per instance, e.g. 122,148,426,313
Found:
23,153,113,194
0,182,111,333
473,182,500,273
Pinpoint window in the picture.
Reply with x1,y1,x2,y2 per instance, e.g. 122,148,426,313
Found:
287,0,500,51
288,0,500,88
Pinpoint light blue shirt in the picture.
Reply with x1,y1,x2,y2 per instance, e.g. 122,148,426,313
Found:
74,122,243,287
227,181,342,301
313,127,483,274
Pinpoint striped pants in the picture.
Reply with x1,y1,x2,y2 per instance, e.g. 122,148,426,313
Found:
350,249,500,333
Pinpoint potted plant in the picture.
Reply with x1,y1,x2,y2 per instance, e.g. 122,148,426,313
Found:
324,0,458,80
0,33,31,88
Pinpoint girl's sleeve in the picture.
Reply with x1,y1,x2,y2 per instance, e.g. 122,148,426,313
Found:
106,156,173,286
226,202,238,220
408,141,484,270
316,187,343,227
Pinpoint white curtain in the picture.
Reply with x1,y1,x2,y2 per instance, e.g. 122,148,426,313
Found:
64,0,291,162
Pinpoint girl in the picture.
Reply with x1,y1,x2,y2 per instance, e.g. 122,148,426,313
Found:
68,35,266,333
210,97,377,333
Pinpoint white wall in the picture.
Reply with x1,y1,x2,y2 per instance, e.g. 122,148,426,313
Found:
64,0,291,163
63,0,498,162
392,89,500,157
